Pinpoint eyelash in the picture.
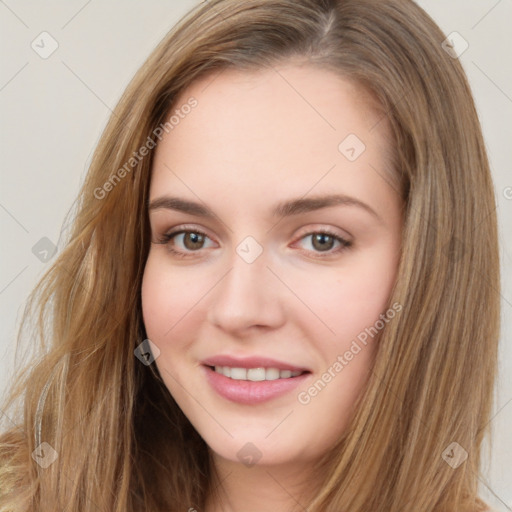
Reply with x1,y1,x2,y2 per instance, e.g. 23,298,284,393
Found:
154,227,352,260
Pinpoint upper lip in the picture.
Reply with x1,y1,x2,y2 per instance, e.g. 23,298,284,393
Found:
202,355,310,373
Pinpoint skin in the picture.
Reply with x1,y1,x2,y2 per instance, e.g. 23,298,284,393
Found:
141,62,403,512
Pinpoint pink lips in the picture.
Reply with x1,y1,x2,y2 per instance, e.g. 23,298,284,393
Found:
201,354,311,405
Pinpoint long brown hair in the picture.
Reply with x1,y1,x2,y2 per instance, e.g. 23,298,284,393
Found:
0,0,499,510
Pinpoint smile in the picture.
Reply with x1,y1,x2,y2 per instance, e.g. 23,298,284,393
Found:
202,365,311,404
211,366,305,381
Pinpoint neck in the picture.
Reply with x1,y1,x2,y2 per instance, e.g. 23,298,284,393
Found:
204,453,321,512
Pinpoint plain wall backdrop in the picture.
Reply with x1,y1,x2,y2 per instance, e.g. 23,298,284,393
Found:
1,1,510,509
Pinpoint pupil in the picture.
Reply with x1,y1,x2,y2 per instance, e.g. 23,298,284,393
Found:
186,232,204,249
313,234,333,251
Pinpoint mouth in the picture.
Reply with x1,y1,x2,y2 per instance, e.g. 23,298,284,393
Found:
201,363,312,405
205,365,309,381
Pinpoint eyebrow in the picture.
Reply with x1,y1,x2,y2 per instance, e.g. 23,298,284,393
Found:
148,194,381,222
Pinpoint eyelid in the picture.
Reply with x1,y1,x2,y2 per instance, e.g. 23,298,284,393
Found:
161,224,217,241
292,224,353,243
158,225,218,247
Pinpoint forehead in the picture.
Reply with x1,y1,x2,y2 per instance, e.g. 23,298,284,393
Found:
150,64,395,209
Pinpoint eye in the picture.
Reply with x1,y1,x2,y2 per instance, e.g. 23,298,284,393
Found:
294,230,352,257
154,228,216,258
153,227,352,260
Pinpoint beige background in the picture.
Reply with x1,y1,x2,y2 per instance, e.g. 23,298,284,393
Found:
0,1,510,509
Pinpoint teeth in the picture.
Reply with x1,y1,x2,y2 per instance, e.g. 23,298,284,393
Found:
213,366,303,381
265,368,280,380
230,367,247,380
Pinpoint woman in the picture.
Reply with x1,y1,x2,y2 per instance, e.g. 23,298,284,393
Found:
0,0,500,510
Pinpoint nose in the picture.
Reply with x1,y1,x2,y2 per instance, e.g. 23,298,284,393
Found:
206,246,286,335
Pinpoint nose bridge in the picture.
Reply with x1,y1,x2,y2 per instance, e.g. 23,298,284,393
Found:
207,238,284,332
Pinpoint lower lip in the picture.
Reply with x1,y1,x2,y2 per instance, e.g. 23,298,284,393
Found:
202,365,310,405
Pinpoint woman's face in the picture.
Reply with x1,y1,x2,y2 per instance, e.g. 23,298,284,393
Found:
142,64,402,467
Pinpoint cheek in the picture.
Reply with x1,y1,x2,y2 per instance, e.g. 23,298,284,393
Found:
141,257,173,341
141,253,204,356
141,254,207,395
141,251,206,334
300,248,398,347
290,254,397,449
